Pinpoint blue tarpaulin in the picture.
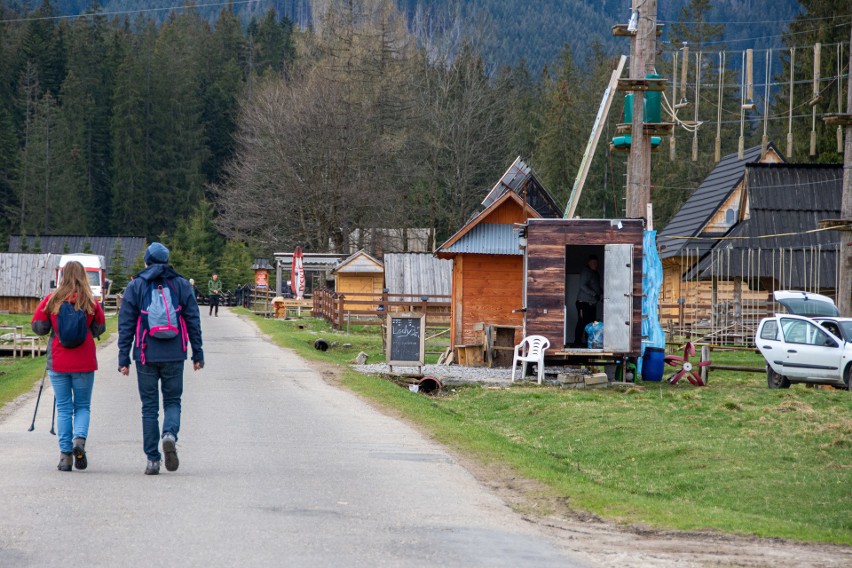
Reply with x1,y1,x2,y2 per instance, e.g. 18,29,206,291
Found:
639,230,665,373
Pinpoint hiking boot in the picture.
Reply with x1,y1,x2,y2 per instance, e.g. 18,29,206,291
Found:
162,433,179,472
58,452,72,472
145,460,161,475
72,437,87,470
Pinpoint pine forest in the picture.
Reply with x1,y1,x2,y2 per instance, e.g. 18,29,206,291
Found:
0,0,847,279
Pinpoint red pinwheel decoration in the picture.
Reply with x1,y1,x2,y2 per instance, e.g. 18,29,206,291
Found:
663,342,711,386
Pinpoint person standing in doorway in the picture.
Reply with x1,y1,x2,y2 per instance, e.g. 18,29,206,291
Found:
208,273,222,317
118,243,204,475
31,261,106,471
574,255,602,347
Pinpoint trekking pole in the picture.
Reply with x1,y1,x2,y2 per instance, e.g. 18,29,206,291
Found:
50,396,56,435
28,365,48,432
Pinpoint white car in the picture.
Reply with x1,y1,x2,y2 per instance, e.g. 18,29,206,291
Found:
754,291,851,390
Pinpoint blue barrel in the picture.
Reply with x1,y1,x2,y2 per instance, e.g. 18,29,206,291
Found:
642,347,665,382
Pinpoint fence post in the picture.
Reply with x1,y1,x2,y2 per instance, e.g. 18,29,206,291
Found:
336,294,345,329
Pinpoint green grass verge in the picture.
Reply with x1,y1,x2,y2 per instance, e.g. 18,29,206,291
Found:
0,314,119,409
243,310,852,544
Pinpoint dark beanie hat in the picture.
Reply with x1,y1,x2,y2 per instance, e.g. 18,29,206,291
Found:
144,242,170,265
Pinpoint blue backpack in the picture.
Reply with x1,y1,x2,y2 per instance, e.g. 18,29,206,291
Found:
56,301,89,348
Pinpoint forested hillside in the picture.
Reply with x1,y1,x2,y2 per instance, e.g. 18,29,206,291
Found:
0,0,844,279
26,0,804,71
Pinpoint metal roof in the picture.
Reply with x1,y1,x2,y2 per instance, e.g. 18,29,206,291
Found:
691,163,842,288
383,253,451,296
658,145,768,259
8,235,146,272
0,253,58,298
443,223,522,256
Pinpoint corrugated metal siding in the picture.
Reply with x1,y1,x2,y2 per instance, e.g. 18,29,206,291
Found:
658,145,764,259
384,253,451,296
0,253,57,298
8,235,146,272
444,224,522,256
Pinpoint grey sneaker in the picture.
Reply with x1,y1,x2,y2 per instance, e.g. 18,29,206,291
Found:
162,433,179,472
72,437,87,470
145,460,161,475
57,452,72,472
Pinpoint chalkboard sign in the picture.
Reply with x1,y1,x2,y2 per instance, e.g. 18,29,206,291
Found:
386,313,425,370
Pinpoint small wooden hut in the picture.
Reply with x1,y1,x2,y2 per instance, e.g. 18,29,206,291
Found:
435,158,561,363
332,250,384,311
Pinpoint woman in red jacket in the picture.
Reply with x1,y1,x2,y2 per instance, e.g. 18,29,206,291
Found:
32,261,106,472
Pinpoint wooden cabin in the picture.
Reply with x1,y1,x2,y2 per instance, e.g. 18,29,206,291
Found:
332,250,384,311
657,144,783,313
435,158,562,364
0,253,57,313
522,218,645,360
690,163,843,293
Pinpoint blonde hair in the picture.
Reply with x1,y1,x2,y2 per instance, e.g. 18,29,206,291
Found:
47,261,96,315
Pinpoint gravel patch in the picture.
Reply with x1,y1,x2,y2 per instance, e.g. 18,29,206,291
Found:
352,363,592,386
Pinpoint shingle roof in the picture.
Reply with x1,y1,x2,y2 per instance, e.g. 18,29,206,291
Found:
480,157,562,219
658,145,768,259
443,223,522,256
8,235,146,273
691,163,842,287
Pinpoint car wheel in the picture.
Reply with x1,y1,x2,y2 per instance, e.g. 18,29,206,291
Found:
844,364,852,391
767,367,791,389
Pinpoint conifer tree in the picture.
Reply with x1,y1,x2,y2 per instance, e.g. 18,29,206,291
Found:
108,238,129,291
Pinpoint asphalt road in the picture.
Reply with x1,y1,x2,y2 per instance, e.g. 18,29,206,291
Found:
0,308,589,567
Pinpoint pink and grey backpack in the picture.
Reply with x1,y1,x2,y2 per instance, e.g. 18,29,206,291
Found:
135,279,188,363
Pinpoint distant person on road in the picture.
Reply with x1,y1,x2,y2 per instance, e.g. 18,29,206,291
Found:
117,243,204,475
208,273,222,317
574,254,602,347
31,261,106,472
189,278,200,302
235,284,243,307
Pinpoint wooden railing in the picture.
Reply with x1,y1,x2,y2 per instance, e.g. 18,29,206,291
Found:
313,289,451,330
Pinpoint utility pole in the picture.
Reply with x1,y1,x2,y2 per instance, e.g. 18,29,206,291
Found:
837,21,852,316
626,0,658,218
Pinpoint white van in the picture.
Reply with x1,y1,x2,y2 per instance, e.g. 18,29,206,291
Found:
54,254,107,303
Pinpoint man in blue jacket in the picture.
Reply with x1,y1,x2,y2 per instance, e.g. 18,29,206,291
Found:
118,243,204,475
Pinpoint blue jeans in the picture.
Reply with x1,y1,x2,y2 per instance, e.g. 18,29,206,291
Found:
136,361,184,461
48,371,95,454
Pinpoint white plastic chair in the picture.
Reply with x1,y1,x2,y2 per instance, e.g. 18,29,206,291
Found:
511,335,551,384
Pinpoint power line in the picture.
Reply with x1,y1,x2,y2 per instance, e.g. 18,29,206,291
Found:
662,14,850,26
660,21,852,50
0,0,256,24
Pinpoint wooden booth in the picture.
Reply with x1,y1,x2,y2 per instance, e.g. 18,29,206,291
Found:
332,250,384,311
435,157,562,366
522,218,645,362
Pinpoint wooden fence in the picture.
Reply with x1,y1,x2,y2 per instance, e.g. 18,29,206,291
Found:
659,299,776,346
313,289,451,329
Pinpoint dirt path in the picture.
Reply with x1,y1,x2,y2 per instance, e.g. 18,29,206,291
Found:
313,359,852,568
